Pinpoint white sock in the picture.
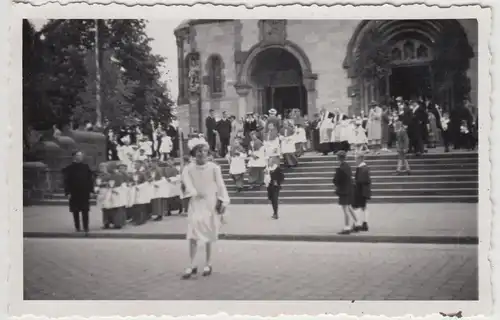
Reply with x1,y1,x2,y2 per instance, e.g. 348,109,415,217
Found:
363,209,369,224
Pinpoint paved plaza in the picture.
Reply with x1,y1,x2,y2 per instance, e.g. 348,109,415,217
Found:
24,238,478,300
23,203,478,243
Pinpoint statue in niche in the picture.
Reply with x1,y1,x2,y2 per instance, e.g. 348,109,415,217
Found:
417,45,429,59
260,20,287,43
403,41,415,60
187,55,201,95
391,47,402,61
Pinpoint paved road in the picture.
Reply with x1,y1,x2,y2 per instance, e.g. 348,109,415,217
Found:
23,203,478,242
24,239,478,300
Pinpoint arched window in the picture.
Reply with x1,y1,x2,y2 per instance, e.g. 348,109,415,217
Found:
417,44,429,58
403,41,415,60
207,55,224,96
391,47,402,61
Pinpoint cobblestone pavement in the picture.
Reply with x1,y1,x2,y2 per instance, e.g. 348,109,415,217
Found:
24,239,478,300
23,203,478,241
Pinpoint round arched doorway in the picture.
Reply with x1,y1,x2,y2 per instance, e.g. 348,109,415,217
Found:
248,48,308,116
344,20,474,113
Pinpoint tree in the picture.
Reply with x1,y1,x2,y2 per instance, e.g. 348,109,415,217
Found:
105,20,173,127
353,24,392,81
432,23,474,105
77,49,140,128
23,19,174,135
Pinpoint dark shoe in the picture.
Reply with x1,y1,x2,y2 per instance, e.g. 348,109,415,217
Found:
351,225,361,233
154,216,163,221
406,171,411,176
338,229,351,235
272,214,278,220
181,267,198,280
84,230,89,237
202,266,212,277
361,222,369,232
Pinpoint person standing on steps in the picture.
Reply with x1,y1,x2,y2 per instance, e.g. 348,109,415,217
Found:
265,157,285,220
217,111,232,158
394,120,411,175
205,109,218,153
333,150,361,234
62,151,95,236
352,152,372,232
181,142,230,280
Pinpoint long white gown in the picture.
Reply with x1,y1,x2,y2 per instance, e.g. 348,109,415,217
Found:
182,161,230,243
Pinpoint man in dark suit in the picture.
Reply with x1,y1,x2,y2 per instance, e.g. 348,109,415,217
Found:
352,152,372,232
216,111,232,158
205,109,217,152
333,151,360,234
62,151,95,235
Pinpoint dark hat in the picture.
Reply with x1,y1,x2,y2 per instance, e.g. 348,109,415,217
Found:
369,101,379,107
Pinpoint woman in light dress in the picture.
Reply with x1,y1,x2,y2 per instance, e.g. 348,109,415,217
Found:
366,101,383,154
181,142,230,279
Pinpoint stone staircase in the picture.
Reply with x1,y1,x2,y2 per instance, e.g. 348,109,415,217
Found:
219,150,479,204
34,150,478,206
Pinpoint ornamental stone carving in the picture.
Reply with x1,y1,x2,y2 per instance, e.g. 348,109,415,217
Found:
187,53,201,96
259,20,287,44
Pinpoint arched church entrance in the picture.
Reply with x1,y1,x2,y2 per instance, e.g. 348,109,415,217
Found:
344,20,474,113
249,48,307,116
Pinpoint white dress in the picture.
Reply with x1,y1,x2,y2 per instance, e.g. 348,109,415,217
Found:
227,148,247,175
264,138,281,158
280,134,296,154
160,136,173,154
182,162,230,243
295,127,307,143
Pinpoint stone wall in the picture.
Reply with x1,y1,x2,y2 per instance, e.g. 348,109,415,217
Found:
194,21,240,123
176,19,479,127
287,20,359,114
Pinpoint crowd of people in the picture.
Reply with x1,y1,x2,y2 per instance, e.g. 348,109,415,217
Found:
61,95,478,278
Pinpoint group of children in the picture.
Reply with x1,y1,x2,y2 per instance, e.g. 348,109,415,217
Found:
93,157,184,229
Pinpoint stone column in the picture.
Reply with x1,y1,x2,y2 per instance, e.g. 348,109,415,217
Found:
303,75,317,115
234,84,252,119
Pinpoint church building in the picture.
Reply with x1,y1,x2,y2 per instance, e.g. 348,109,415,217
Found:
174,19,478,133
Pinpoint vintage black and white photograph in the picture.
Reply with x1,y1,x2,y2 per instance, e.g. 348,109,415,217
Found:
16,6,491,312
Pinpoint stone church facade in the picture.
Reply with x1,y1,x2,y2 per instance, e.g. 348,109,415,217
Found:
174,19,478,134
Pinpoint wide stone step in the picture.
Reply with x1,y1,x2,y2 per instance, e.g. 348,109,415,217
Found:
228,195,478,204
219,161,479,170
228,188,478,197
223,176,478,185
222,169,477,179
225,181,479,190
221,164,478,174
214,153,477,164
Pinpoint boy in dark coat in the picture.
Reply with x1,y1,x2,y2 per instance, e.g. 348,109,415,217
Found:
333,151,361,234
265,157,285,220
352,152,372,232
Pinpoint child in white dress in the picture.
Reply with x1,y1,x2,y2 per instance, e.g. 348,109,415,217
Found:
351,117,369,154
294,124,307,157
